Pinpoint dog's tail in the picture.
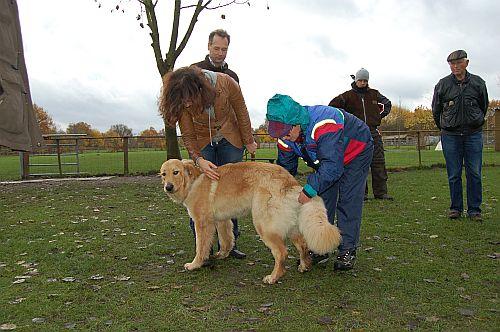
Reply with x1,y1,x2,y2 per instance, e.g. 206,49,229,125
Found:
298,196,341,255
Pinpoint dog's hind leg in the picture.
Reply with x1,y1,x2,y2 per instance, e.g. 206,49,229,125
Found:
184,215,216,271
214,219,234,259
258,231,288,284
289,232,312,273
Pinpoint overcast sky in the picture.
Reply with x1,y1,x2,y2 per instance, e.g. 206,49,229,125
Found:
19,0,500,134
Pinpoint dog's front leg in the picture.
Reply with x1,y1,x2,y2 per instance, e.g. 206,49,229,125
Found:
184,216,216,271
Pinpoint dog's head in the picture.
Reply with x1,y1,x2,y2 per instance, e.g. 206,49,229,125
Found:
159,159,201,203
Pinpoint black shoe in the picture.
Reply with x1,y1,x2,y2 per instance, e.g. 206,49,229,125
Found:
363,195,368,201
310,252,329,265
448,210,461,219
374,194,394,200
333,250,357,271
229,248,246,259
468,213,482,222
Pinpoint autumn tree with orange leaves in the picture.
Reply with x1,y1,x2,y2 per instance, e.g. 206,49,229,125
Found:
33,104,57,134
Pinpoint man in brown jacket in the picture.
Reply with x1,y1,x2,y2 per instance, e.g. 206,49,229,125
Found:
0,0,43,151
329,68,393,200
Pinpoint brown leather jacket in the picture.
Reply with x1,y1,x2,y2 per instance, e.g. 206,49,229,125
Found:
178,73,254,160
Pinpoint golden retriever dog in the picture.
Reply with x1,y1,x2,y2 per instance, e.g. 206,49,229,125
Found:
160,159,341,284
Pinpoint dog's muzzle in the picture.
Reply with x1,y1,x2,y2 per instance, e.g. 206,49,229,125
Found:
164,182,174,193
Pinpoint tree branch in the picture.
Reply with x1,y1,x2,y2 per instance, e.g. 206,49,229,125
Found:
143,0,166,76
205,0,249,10
172,0,205,62
165,0,181,69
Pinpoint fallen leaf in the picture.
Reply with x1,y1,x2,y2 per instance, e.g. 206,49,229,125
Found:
12,279,25,284
486,253,499,259
458,308,474,317
461,273,470,280
429,235,439,239
317,316,333,325
32,318,45,324
114,275,130,281
364,247,374,252
62,277,76,282
423,278,438,283
64,322,76,329
373,268,382,272
0,323,16,330
8,298,26,304
425,316,439,322
89,274,104,280
459,294,472,300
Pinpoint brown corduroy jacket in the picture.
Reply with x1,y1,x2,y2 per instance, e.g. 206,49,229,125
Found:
0,0,44,151
178,73,254,160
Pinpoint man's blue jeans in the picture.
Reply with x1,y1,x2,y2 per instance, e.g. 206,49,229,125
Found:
441,131,483,216
189,138,244,242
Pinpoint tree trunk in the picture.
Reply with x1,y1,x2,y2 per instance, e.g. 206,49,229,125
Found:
164,121,181,160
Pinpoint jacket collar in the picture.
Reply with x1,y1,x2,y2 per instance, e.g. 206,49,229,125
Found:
205,55,228,71
351,81,369,94
451,70,470,84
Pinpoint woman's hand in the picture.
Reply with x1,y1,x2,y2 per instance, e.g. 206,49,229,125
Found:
298,191,311,204
197,158,220,180
245,142,258,154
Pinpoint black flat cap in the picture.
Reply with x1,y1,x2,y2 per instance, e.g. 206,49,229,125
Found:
447,50,467,62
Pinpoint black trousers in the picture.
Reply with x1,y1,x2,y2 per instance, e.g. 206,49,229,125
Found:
366,128,388,197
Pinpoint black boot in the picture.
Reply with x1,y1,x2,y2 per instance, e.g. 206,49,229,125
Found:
229,246,246,259
333,250,357,271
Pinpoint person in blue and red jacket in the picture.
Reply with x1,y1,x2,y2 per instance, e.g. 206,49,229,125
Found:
266,94,373,271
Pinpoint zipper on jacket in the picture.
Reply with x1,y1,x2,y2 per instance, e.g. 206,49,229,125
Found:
361,97,367,123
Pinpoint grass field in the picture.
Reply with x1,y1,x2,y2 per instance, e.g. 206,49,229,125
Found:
0,167,498,330
1,147,499,181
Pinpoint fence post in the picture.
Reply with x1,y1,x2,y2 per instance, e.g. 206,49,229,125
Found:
56,138,62,176
123,136,129,176
495,109,500,151
416,131,422,167
20,152,30,179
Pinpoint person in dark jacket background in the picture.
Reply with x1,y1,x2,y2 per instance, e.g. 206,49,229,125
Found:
432,50,489,221
192,29,239,83
329,68,393,200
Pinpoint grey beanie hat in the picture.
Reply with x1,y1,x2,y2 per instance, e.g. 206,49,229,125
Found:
355,68,369,81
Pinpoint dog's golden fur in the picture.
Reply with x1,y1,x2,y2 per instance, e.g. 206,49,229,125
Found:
160,159,341,284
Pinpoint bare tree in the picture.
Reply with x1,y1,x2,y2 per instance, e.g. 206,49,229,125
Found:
100,0,252,159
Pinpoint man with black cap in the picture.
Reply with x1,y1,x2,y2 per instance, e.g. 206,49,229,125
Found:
329,68,393,200
432,50,489,221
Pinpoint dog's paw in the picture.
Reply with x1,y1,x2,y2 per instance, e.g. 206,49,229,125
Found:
184,262,200,271
262,274,277,284
297,263,311,273
214,251,230,259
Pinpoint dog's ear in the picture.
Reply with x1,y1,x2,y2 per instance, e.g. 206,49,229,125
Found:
182,159,197,177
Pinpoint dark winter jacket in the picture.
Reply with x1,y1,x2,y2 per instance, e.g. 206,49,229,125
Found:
192,55,239,83
329,82,391,129
432,71,489,135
